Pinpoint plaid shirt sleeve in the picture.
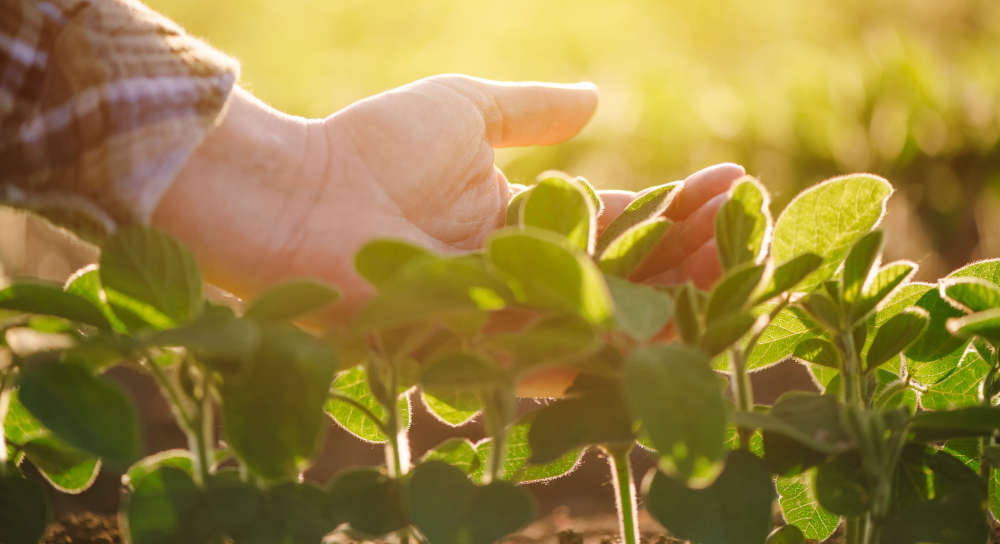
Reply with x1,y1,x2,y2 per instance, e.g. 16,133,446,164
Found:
0,0,238,240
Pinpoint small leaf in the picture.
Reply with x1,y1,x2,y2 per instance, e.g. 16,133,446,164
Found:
327,468,408,537
747,307,819,371
625,344,727,485
776,469,839,542
406,461,537,544
716,176,772,270
522,176,595,252
486,314,599,373
674,283,702,344
355,239,431,288
0,473,50,544
527,379,632,464
571,176,604,217
699,312,757,357
814,453,869,515
947,308,1000,345
922,346,991,410
124,450,194,491
245,279,339,321
145,305,259,367
325,366,410,443
866,308,929,370
505,187,533,226
17,361,141,467
947,258,1000,284
792,338,841,369
222,323,339,480
488,229,612,325
766,525,806,544
799,292,840,331
0,280,111,329
906,286,968,363
939,277,1000,313
3,390,47,445
421,438,480,475
99,226,202,327
597,219,671,278
755,253,823,302
849,261,917,323
750,392,853,474
706,264,766,321
841,231,884,306
772,174,893,291
604,275,674,341
122,466,207,544
910,406,1000,442
596,182,681,256
420,352,506,391
644,450,775,544
226,481,331,544
473,419,583,484
22,436,100,494
421,389,481,427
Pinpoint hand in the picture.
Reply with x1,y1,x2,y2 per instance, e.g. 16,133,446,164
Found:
153,76,598,318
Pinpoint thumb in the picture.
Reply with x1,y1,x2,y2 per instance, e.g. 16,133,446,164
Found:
429,75,599,148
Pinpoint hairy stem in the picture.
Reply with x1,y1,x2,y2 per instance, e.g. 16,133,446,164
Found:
729,348,755,449
840,331,864,408
606,445,639,544
483,388,513,484
189,368,214,487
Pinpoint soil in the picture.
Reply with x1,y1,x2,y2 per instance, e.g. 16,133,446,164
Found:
42,513,121,544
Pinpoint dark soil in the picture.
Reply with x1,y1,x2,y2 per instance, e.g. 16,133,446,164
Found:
42,513,121,544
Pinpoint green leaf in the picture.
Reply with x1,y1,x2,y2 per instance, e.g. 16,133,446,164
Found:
17,361,141,467
421,388,481,427
505,187,533,226
522,176,595,252
421,438,480,475
749,392,853,473
64,265,126,332
124,450,194,491
706,264,766,321
3,390,47,445
22,435,100,494
776,469,839,542
407,461,537,544
905,284,967,364
572,175,604,217
644,450,775,544
596,182,681,256
747,307,819,371
245,279,339,321
814,453,868,515
604,274,674,341
420,352,506,391
597,218,671,278
354,239,431,287
754,253,823,303
226,482,330,544
699,312,757,357
948,258,1000,284
0,473,50,544
910,406,1000,442
488,229,612,325
716,176,772,271
939,277,1000,313
357,254,506,331
221,323,339,479
866,308,929,370
792,338,840,369
122,466,208,544
947,307,1000,344
841,230,884,307
473,419,583,483
0,280,111,329
771,174,892,292
673,283,702,344
527,379,632,465
913,341,969,385
922,345,991,410
849,261,917,323
766,525,805,544
99,226,202,327
625,344,727,485
799,292,840,331
327,468,408,537
145,305,259,367
326,366,410,442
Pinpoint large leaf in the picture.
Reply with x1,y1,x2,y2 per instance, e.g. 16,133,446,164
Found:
325,366,410,443
947,308,1000,345
145,305,260,367
3,390,47,445
99,226,202,327
224,481,330,544
776,469,840,542
406,461,536,544
716,176,772,270
0,280,111,329
221,323,339,480
948,258,1000,284
473,419,584,484
921,345,991,410
596,182,681,256
522,176,595,252
865,308,929,371
747,307,820,371
939,277,1000,313
771,174,892,292
422,438,481,475
327,468,408,537
905,284,966,363
848,261,917,323
624,344,727,485
354,239,431,288
488,229,612,325
421,388,481,427
122,466,208,544
527,379,632,465
644,450,775,544
22,435,100,494
604,274,674,341
245,279,339,321
597,219,671,278
17,361,141,467
754,253,823,302
751,392,853,474
0,473,50,544
705,264,766,321
64,266,128,333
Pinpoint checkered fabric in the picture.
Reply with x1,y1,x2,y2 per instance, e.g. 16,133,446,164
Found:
0,0,238,240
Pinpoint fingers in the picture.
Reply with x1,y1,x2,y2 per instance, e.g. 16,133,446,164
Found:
631,192,728,280
596,190,636,232
429,75,599,148
643,239,724,290
665,163,745,220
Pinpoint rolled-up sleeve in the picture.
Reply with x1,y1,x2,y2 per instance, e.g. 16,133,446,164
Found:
0,0,238,240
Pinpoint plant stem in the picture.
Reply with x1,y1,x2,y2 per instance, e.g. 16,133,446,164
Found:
605,445,639,544
840,331,863,407
845,516,864,544
483,388,513,484
189,369,214,487
0,372,11,475
728,348,754,449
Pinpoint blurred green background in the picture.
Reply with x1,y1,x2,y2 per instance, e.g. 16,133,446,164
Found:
139,0,1000,280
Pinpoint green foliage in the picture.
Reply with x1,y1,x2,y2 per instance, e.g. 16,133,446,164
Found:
776,470,840,542
0,473,50,544
327,468,408,537
715,176,771,271
522,176,595,252
245,279,339,321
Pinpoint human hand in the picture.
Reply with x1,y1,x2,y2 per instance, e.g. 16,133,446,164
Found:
153,76,598,318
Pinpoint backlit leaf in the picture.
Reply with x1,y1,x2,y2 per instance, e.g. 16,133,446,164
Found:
939,277,1000,313
605,274,674,341
522,176,595,252
354,239,431,288
596,182,681,256
716,176,772,270
866,308,928,370
245,279,339,321
597,219,671,278
776,469,839,542
0,281,111,329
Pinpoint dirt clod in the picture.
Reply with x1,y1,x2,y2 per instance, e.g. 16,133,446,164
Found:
42,512,121,544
